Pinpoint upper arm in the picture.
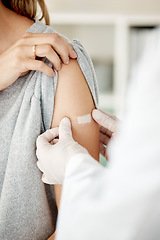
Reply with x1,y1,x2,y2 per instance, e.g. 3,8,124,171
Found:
51,59,99,161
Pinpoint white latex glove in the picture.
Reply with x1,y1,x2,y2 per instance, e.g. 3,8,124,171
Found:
36,117,88,184
92,109,119,159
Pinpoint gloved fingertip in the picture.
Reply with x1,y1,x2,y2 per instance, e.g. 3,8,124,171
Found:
60,117,71,127
59,117,72,139
42,174,61,185
36,161,43,172
36,160,40,169
49,127,59,136
42,174,52,185
92,109,101,120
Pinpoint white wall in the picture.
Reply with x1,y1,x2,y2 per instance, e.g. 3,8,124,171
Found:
46,0,160,14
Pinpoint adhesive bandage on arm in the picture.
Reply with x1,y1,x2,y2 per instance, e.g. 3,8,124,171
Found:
71,113,94,125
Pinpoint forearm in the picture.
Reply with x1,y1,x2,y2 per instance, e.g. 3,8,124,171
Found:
49,186,62,240
48,186,62,240
53,185,62,210
48,232,56,240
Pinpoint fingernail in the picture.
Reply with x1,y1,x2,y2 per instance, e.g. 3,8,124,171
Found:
71,50,77,58
92,109,97,116
92,109,100,119
58,64,61,71
65,58,69,64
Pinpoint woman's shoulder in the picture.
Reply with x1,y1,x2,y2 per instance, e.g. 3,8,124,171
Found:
28,20,99,106
26,21,98,115
27,20,56,34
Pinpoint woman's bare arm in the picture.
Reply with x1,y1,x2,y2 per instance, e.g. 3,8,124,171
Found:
51,59,99,207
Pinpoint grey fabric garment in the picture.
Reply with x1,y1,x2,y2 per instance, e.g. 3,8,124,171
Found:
0,20,98,240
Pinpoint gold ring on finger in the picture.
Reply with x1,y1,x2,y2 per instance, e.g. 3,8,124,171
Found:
33,45,37,59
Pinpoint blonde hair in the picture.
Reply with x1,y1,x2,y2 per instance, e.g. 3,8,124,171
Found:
2,0,50,25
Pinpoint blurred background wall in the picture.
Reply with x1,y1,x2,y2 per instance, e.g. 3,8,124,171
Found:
44,0,160,118
46,0,160,14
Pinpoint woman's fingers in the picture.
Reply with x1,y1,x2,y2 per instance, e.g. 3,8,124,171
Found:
20,32,77,64
50,40,74,64
20,45,61,71
20,42,75,71
68,45,77,59
1,32,77,90
24,58,55,77
36,44,62,71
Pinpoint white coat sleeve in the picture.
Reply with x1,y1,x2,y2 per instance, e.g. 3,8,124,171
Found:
56,36,160,240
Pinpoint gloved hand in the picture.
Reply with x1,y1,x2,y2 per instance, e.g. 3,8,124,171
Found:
92,109,119,159
36,117,88,184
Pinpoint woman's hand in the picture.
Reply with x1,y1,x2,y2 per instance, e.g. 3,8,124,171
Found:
0,32,77,91
92,109,119,160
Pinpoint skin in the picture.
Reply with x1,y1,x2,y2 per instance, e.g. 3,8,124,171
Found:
0,2,99,239
51,59,99,162
0,1,34,54
50,59,99,240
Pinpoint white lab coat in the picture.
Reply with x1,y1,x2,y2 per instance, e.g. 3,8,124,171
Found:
56,35,160,240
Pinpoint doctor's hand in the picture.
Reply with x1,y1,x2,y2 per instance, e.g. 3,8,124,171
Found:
92,109,119,159
36,117,88,185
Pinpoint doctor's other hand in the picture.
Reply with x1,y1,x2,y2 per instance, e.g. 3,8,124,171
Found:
36,117,88,185
92,109,119,159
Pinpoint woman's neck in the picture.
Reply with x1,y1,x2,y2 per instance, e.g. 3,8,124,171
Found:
0,2,34,54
